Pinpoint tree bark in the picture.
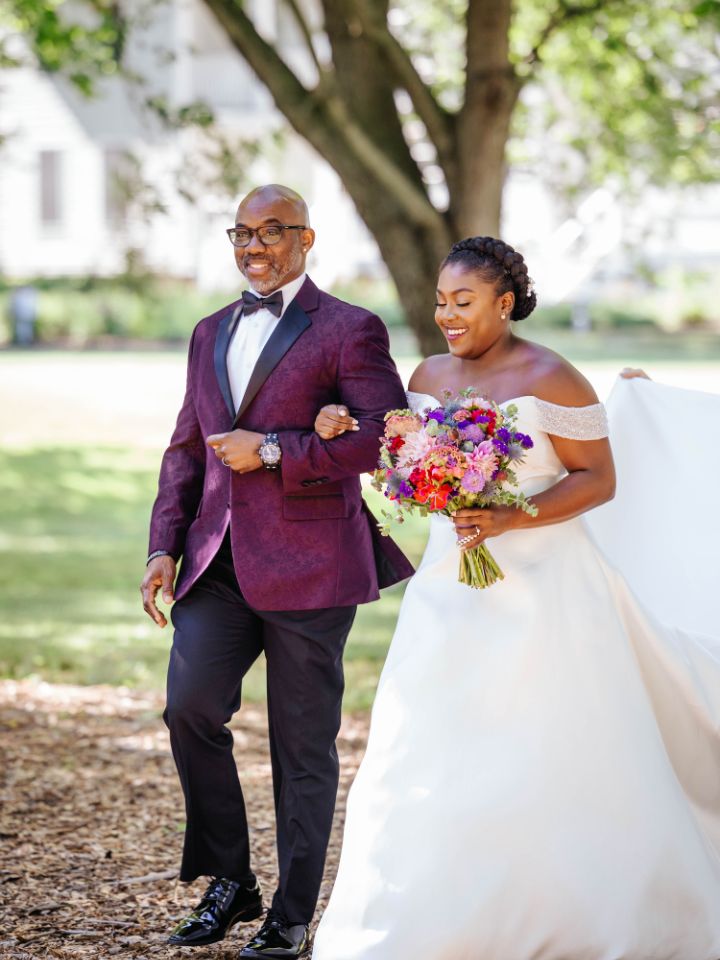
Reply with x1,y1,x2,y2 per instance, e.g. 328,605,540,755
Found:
454,0,520,237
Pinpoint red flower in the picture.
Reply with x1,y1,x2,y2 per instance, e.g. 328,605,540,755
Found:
412,480,453,510
427,484,453,510
413,482,432,504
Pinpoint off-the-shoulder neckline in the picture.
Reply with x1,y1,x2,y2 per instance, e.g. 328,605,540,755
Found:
406,391,603,411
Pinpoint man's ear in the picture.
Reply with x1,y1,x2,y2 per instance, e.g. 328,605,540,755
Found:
301,228,316,253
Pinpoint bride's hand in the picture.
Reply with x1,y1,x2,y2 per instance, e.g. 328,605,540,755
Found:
620,367,651,380
314,404,359,440
451,506,516,549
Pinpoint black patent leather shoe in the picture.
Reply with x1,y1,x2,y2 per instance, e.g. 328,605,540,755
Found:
239,910,310,957
168,876,263,947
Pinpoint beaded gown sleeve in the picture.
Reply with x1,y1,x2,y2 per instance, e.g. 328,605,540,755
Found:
533,398,609,440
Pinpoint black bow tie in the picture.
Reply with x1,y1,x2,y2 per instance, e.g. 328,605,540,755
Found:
241,289,283,318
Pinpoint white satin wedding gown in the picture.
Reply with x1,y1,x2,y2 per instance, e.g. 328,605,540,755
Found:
313,377,720,960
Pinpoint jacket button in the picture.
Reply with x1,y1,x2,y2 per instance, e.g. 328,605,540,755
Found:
301,480,312,487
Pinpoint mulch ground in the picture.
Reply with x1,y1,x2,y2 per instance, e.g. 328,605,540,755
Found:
0,680,370,959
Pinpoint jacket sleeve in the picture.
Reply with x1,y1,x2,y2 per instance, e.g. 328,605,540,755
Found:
148,330,206,558
278,313,407,495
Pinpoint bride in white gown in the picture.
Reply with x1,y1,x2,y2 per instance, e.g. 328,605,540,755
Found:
310,236,720,960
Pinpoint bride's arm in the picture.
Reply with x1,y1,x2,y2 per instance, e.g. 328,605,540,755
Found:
453,362,616,548
315,356,442,440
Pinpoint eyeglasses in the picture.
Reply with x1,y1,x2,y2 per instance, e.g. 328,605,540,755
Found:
226,224,306,247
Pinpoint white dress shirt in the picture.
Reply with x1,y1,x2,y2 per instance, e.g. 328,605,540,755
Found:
226,272,307,413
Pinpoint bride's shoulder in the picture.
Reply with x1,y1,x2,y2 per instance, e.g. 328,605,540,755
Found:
521,343,599,408
408,354,450,395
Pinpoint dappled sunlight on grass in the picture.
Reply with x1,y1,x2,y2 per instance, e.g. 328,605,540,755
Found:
0,445,427,709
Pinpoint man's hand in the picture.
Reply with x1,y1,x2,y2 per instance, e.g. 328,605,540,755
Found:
207,429,265,473
141,555,177,628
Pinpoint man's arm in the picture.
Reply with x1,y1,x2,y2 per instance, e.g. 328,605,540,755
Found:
142,330,205,628
278,313,406,494
147,329,206,561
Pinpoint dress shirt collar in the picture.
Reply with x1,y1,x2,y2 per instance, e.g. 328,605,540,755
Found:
246,272,307,320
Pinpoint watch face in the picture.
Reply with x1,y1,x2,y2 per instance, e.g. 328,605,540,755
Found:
262,443,281,465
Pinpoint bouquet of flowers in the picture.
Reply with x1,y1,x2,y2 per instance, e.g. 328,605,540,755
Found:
372,389,538,589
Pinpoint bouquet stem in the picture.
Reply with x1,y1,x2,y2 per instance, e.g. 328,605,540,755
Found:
458,543,505,589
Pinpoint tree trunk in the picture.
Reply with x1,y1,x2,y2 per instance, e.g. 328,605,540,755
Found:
453,0,520,238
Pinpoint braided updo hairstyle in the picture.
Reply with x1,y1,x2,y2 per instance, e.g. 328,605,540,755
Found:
441,236,537,321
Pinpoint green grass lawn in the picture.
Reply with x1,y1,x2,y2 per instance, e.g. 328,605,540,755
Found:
0,444,427,711
1,342,718,710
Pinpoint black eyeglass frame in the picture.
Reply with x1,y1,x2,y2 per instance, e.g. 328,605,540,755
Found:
226,224,307,247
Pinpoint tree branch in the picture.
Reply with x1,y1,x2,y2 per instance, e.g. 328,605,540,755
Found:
201,0,442,230
279,0,328,84
346,0,456,180
322,94,445,229
526,0,611,65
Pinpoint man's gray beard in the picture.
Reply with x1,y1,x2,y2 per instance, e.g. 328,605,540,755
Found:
252,276,279,294
247,251,304,295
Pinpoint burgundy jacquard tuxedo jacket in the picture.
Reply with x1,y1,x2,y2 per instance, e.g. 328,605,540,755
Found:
148,276,415,610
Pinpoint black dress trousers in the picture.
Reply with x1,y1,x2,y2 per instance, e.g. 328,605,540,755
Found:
164,533,357,925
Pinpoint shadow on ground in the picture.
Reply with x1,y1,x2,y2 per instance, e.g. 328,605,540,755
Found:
0,680,370,959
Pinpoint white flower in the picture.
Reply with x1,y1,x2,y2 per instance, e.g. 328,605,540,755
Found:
395,431,437,471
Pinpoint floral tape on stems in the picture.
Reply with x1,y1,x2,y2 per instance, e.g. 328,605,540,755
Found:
372,388,538,589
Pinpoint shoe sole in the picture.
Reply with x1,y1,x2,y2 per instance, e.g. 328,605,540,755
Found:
239,938,311,958
239,949,310,959
168,902,265,947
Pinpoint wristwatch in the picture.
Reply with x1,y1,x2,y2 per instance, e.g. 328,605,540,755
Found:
259,432,282,470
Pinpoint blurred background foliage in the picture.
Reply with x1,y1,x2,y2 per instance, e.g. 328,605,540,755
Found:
2,266,719,349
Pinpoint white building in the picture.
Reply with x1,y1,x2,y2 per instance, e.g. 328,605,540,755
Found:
0,0,378,290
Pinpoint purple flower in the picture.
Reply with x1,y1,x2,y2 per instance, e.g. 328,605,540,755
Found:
496,427,512,443
492,438,509,456
515,431,533,449
427,409,445,423
460,470,486,494
397,480,414,498
459,423,485,443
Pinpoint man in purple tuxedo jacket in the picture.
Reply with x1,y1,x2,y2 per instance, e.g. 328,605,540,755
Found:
140,185,413,957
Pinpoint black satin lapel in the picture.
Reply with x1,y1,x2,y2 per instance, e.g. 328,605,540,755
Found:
233,299,311,425
214,305,241,418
